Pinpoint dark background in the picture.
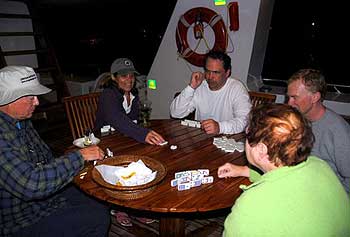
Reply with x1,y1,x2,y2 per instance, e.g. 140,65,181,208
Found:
37,0,177,77
36,0,347,88
262,0,347,88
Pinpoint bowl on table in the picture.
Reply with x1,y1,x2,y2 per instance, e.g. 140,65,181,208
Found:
92,155,167,200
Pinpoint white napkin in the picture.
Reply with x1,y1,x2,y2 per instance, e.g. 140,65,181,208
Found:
83,132,98,146
95,160,157,186
90,133,97,142
88,133,99,144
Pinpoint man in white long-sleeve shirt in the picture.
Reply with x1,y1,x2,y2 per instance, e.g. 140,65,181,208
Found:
170,51,251,134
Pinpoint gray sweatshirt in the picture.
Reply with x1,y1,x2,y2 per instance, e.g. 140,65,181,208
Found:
312,108,350,194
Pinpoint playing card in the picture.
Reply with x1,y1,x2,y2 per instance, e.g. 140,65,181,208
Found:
160,141,168,146
202,176,214,184
171,179,178,187
172,169,211,190
198,169,209,176
175,171,187,179
181,119,201,129
190,180,202,187
178,182,191,191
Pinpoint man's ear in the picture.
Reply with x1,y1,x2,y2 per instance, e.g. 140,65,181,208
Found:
225,69,231,78
311,91,321,103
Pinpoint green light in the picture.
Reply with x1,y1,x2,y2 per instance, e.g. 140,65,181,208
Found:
214,0,226,6
148,79,157,90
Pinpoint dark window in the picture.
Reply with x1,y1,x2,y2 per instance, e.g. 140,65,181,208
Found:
39,1,176,77
262,1,348,92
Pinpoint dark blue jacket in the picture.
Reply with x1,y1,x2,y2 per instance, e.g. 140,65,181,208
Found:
95,86,149,143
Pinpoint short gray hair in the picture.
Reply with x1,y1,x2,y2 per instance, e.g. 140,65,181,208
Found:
288,69,327,101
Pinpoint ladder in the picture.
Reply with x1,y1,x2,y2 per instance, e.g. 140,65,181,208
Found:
0,0,69,119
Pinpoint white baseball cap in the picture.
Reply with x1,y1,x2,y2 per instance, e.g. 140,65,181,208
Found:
0,66,51,106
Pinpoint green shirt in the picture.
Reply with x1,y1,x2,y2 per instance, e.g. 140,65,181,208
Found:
224,156,350,237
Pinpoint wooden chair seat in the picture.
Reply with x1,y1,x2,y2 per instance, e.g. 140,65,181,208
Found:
63,92,101,140
248,91,276,108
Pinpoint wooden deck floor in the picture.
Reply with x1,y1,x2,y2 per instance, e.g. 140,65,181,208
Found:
108,214,227,237
34,114,228,237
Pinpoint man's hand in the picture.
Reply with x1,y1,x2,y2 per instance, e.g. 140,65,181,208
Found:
79,145,105,161
189,72,204,89
201,119,220,134
218,163,250,178
145,130,165,145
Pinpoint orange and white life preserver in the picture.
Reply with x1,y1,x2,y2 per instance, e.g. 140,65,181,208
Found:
176,7,228,67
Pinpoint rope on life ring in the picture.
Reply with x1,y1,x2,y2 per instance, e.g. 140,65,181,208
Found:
176,7,228,67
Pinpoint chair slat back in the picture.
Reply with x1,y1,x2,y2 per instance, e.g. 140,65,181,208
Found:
63,92,101,140
249,91,276,108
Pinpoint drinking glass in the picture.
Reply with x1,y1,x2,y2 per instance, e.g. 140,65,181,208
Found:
139,100,152,127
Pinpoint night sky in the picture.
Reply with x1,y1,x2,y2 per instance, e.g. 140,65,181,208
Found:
36,0,347,87
38,1,177,77
262,0,346,88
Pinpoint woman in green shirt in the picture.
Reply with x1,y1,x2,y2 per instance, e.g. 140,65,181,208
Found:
218,103,350,237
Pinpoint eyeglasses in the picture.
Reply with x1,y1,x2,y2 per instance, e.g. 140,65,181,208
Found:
204,68,223,76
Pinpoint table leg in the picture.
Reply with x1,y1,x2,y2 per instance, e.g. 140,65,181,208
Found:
159,217,185,237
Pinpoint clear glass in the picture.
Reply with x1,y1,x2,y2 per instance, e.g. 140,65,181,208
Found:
139,100,152,127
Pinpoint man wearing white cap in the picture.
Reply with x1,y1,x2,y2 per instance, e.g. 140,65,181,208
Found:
0,66,110,236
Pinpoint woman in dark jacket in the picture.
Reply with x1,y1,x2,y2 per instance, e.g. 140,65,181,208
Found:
95,58,164,226
95,58,164,144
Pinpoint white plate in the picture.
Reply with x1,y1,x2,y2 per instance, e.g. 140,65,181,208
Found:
73,137,100,148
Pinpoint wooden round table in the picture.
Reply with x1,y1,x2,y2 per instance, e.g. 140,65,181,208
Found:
73,119,250,236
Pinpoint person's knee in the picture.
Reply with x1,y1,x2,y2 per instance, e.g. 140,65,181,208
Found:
78,203,111,236
63,187,111,235
95,203,111,226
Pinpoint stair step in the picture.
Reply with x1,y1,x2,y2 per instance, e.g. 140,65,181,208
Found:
0,13,32,19
0,32,43,37
0,1,68,109
1,49,49,56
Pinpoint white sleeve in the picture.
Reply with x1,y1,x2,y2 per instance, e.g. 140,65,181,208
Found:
218,84,251,134
170,85,196,118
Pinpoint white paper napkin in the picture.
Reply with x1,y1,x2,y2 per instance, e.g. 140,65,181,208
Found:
95,160,157,186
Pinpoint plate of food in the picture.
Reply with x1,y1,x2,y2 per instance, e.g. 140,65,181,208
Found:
92,155,167,200
73,136,100,148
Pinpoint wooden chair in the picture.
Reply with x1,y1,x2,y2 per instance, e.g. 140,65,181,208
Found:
248,91,276,108
63,92,101,140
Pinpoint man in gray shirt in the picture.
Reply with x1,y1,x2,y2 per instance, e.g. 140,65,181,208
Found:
217,69,350,195
287,69,350,194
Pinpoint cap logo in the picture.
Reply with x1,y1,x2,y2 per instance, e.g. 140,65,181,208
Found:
21,73,37,83
124,60,131,66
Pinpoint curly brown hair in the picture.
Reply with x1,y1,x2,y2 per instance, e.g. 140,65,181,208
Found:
246,103,314,166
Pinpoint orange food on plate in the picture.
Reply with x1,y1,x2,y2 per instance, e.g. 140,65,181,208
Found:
121,171,136,180
115,181,123,186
